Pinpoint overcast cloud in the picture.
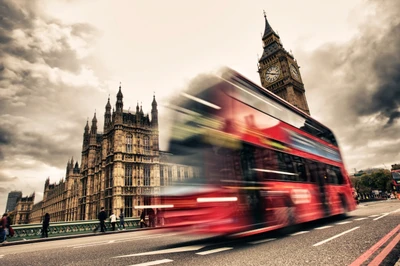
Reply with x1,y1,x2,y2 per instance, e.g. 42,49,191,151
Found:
0,0,399,211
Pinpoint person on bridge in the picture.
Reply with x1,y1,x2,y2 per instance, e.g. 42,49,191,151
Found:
41,213,50,238
140,210,147,228
110,212,117,231
118,209,125,230
0,213,8,243
95,207,107,233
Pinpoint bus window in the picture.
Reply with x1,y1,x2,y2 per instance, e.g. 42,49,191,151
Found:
307,160,318,183
292,156,308,182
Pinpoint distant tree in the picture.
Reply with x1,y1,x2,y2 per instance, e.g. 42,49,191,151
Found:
352,169,392,193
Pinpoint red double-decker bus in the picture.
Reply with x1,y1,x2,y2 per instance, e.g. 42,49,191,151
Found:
390,168,400,199
159,68,357,236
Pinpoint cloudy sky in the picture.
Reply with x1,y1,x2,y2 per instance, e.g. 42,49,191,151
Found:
1,0,399,211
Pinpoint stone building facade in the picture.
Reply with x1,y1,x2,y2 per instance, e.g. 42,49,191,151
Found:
258,12,310,115
29,85,195,223
13,193,35,224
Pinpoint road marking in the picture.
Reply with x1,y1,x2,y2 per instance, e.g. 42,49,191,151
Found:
368,215,379,217
373,213,390,221
315,226,333,230
69,234,168,248
349,224,400,266
369,232,400,266
313,227,360,247
390,208,400,213
335,221,352,225
128,259,173,266
290,231,309,236
354,217,368,221
114,245,205,258
249,238,276,245
196,247,233,255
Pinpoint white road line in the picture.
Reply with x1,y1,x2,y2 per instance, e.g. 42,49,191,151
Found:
354,217,368,221
128,259,173,266
313,227,360,247
373,213,390,221
390,208,400,213
290,231,309,236
69,234,167,248
336,221,352,225
369,215,380,218
114,245,205,258
315,226,333,230
196,247,233,255
249,238,276,245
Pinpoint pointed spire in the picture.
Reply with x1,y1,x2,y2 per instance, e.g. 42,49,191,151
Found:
84,119,89,133
116,83,123,113
106,95,111,110
117,82,123,98
140,102,143,114
152,93,157,107
92,111,97,122
136,101,140,113
91,112,97,134
262,10,277,40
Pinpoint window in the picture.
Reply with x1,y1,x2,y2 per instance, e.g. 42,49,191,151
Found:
144,136,150,153
160,166,164,186
105,167,113,188
144,165,150,186
177,167,181,180
125,196,133,217
326,166,344,185
125,164,133,186
126,134,132,153
168,167,172,185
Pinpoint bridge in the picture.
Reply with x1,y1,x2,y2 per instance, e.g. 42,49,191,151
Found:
8,218,142,242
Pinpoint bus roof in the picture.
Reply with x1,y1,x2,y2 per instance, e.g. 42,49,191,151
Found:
219,68,338,146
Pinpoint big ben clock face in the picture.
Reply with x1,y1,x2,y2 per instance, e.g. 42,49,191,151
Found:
290,64,300,80
265,65,281,83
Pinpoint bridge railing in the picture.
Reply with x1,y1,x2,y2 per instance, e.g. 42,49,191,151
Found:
9,218,141,241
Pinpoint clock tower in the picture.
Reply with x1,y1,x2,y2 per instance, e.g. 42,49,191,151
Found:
258,12,310,115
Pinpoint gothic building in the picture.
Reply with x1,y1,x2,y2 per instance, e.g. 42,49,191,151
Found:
258,12,310,115
29,85,195,223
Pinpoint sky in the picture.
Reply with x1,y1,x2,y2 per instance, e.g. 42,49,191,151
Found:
1,0,399,211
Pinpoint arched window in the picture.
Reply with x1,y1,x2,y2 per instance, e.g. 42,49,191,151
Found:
144,136,150,153
126,134,133,153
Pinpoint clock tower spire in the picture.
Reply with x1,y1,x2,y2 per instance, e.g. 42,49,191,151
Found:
258,12,310,115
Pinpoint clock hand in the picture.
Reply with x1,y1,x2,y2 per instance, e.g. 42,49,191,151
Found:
266,72,279,75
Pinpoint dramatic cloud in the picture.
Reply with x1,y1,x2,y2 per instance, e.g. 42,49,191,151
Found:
0,0,109,210
299,0,400,170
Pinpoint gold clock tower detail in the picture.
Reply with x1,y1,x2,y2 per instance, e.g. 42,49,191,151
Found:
258,12,310,115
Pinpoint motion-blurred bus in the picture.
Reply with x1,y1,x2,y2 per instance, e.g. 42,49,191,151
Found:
158,68,357,236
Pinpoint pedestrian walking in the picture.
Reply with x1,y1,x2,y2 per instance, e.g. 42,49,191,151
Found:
140,210,147,228
148,208,156,227
94,207,107,233
110,212,117,231
41,213,50,238
119,209,125,230
0,213,8,244
157,208,165,226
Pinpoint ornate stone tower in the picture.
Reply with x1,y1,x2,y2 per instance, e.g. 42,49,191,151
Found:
258,12,310,115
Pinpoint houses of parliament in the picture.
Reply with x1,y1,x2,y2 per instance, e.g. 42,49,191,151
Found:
7,13,310,224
